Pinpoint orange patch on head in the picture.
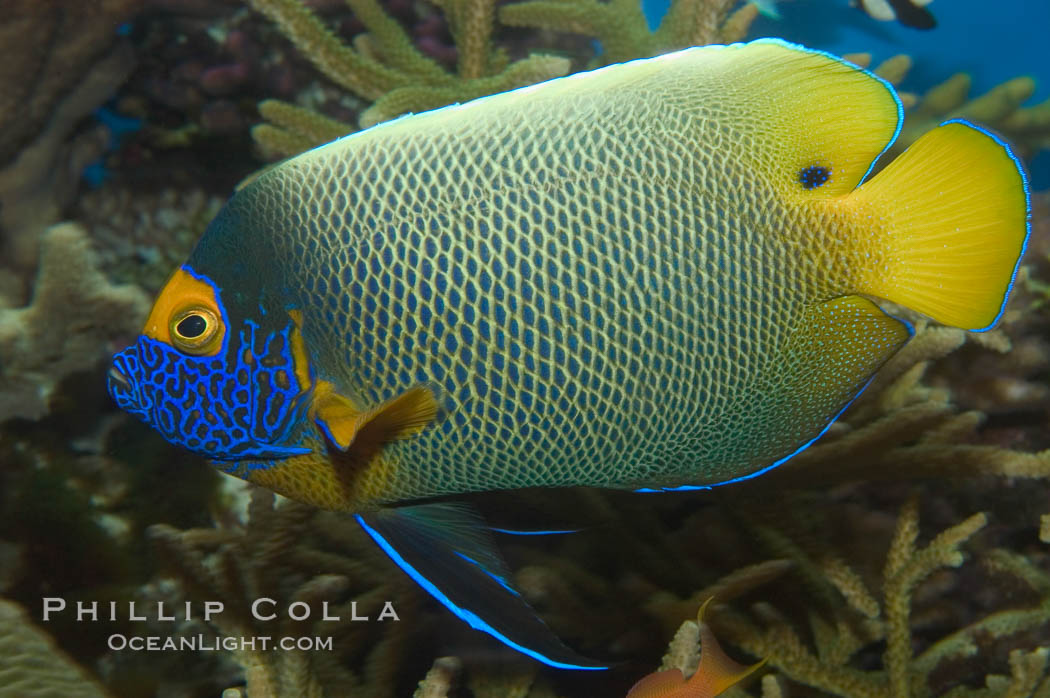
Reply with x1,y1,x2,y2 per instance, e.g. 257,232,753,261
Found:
144,267,226,356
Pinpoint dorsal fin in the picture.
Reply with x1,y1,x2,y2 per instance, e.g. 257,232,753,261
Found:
684,39,902,199
291,40,900,204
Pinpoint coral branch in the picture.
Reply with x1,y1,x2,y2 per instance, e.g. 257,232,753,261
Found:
0,223,148,422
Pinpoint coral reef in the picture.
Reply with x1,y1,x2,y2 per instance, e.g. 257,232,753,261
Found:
0,0,140,165
147,489,429,698
640,502,1050,697
0,223,149,423
499,0,757,63
75,186,222,291
846,53,1050,163
414,656,463,697
1023,193,1050,317
0,0,140,272
898,74,1050,162
246,0,761,158
114,0,315,189
0,598,112,698
246,0,1049,175
247,0,575,155
0,2,1045,697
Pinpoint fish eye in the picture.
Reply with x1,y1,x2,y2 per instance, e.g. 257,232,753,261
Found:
176,314,207,338
170,307,222,355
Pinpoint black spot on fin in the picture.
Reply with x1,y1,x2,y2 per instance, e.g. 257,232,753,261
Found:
887,0,936,29
355,503,607,670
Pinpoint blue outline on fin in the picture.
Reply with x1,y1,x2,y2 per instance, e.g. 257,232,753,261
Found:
637,372,882,493
884,311,916,340
490,527,581,536
637,302,915,493
315,417,344,450
749,38,905,187
354,515,608,671
453,551,521,596
938,118,1032,333
282,40,902,196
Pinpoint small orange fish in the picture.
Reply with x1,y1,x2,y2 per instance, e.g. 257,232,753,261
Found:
627,599,764,698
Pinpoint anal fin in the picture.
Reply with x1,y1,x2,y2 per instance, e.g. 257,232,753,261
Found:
743,295,912,478
783,295,911,415
355,503,606,670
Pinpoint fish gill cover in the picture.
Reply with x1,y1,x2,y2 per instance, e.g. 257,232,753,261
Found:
0,1,1048,697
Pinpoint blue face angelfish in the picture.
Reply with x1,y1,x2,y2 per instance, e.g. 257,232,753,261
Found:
108,39,1030,669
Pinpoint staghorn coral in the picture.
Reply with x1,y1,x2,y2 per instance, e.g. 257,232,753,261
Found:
642,502,1050,698
943,648,1050,698
845,53,1050,164
0,598,112,698
244,0,761,159
241,0,1049,179
0,0,140,272
1022,193,1050,317
499,0,758,63
246,0,761,158
414,656,462,697
148,488,432,698
0,223,149,423
897,74,1050,162
246,0,573,155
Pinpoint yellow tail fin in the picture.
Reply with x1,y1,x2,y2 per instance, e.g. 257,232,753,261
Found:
847,119,1030,331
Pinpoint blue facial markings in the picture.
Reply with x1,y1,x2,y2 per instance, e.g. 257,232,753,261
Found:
107,291,312,462
108,348,150,419
246,319,313,452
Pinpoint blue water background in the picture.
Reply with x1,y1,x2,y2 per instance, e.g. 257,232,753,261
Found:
641,0,1050,188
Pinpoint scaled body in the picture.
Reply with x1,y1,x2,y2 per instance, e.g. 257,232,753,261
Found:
190,42,911,506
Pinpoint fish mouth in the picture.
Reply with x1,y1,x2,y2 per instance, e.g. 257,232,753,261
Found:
107,364,132,394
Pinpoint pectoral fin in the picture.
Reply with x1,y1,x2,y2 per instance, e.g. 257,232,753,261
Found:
312,383,438,454
355,503,606,670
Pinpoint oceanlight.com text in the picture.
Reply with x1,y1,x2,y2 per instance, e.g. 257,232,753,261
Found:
107,634,335,652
